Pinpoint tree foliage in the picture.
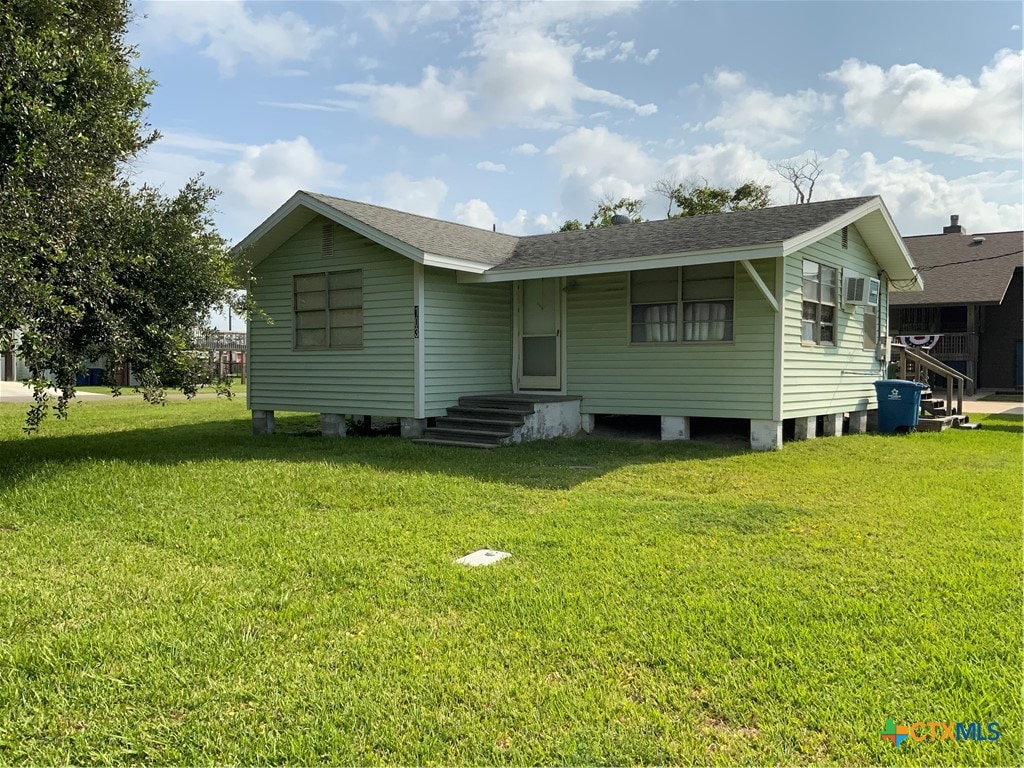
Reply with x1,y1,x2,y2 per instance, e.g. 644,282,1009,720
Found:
659,178,772,217
557,196,646,232
558,179,772,231
0,0,246,430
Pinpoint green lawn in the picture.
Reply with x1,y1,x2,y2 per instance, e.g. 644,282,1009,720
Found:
0,398,1019,765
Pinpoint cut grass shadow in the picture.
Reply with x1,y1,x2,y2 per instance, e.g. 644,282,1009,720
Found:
0,408,747,493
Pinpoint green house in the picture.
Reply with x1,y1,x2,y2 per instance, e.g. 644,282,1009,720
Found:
235,193,921,450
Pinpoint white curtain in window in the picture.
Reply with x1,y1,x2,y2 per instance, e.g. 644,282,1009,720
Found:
642,304,675,342
684,302,727,341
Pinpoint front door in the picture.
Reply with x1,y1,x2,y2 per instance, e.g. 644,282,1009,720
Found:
517,278,562,390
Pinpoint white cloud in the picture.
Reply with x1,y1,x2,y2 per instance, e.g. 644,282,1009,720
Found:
365,2,462,38
219,136,345,214
701,69,833,148
260,101,348,113
638,48,659,65
336,1,654,136
812,151,1023,234
660,142,774,191
453,198,498,230
476,161,507,173
144,0,335,77
337,65,475,137
611,40,635,63
357,56,380,71
828,49,1024,160
373,172,448,217
453,201,554,235
133,134,345,242
512,143,540,155
546,126,658,210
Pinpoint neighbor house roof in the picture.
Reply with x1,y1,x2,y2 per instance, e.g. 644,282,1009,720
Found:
234,191,921,287
891,230,1023,307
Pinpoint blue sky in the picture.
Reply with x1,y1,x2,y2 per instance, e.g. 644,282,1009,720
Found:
130,0,1022,271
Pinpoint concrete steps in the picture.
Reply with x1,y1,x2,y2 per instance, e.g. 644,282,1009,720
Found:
414,395,534,448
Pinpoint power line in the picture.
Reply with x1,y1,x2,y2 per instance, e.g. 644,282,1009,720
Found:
886,248,1023,291
913,249,1022,272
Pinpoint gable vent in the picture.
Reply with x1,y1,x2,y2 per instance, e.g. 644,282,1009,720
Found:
321,223,334,258
841,226,849,249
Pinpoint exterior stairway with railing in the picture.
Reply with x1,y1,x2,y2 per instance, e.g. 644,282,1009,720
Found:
891,343,980,431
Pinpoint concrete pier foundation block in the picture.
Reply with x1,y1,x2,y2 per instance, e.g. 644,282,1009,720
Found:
822,413,844,437
252,410,275,435
320,412,347,438
794,416,817,440
580,413,595,434
661,415,691,441
750,419,783,451
849,410,868,434
400,417,427,439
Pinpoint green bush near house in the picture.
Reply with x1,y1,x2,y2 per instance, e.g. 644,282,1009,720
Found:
0,398,1019,765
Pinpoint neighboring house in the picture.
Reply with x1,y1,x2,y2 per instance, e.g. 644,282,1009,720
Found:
235,192,921,450
891,216,1023,392
1,332,30,382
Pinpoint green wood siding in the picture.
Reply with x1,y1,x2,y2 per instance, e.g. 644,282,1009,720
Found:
248,218,415,415
423,267,511,416
782,227,889,418
565,259,777,419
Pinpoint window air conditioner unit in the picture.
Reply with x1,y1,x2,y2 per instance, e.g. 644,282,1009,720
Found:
843,271,880,307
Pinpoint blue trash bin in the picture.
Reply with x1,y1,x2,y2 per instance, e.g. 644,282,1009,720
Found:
874,379,928,434
88,367,104,386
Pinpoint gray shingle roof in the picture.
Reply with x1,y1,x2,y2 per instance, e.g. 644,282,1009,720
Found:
891,230,1023,306
306,192,879,271
496,196,876,271
305,192,518,267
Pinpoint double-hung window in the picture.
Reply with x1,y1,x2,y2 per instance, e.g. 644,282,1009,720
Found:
801,261,836,344
630,264,734,343
294,270,363,349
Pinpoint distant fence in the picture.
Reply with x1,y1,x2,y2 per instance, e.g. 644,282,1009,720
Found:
192,331,247,381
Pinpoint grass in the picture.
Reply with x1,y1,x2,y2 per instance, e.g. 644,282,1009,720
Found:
0,398,1020,765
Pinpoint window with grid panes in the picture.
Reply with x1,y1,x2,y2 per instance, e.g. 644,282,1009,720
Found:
293,270,363,349
630,264,734,343
801,261,836,344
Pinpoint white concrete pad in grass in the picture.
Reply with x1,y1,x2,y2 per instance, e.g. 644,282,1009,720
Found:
454,549,511,566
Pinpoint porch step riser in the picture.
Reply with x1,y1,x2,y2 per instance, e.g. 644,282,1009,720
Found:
458,396,540,412
445,407,529,423
424,428,510,441
434,419,517,434
413,438,498,449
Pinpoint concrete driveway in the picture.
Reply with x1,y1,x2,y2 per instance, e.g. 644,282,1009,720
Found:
0,380,110,404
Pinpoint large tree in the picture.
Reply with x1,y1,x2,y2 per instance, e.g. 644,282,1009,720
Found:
0,0,244,430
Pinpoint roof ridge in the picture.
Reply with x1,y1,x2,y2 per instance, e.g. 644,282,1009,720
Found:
519,194,880,241
303,190,521,241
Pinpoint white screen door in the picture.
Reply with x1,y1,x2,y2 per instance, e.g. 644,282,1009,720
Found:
518,278,561,390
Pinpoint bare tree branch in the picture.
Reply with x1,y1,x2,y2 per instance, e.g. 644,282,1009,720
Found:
770,151,823,204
